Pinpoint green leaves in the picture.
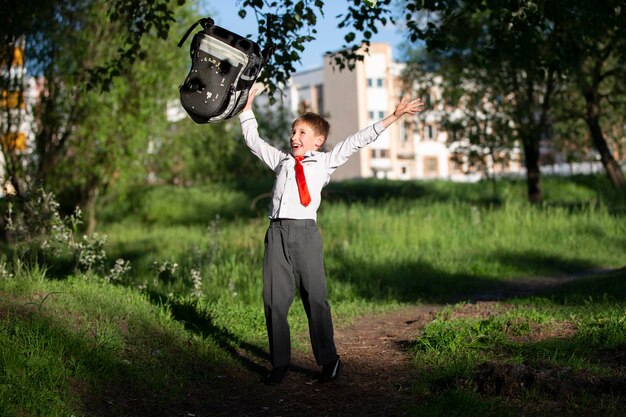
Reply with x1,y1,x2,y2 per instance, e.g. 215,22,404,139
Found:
88,0,179,90
329,0,394,71
236,1,325,102
404,0,626,190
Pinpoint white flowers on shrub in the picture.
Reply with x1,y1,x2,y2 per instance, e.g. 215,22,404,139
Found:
106,259,132,283
5,188,78,255
152,260,178,286
228,279,238,297
75,233,107,272
190,268,203,299
4,188,222,300
0,260,13,280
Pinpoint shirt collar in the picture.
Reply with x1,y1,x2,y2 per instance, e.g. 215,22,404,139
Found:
290,150,319,159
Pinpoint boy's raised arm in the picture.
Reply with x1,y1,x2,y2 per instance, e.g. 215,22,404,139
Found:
382,96,425,129
239,88,286,171
243,88,258,113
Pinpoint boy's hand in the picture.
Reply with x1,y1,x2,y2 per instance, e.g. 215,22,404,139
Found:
393,96,424,117
381,95,425,129
243,88,258,112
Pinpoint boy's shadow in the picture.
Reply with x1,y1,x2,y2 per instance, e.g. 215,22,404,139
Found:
147,292,317,381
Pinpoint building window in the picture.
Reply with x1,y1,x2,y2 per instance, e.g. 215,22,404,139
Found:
0,132,27,151
0,91,24,109
371,149,389,159
369,111,386,121
367,78,384,88
424,156,439,176
425,124,437,140
401,166,407,174
315,84,324,113
298,99,312,114
400,122,409,144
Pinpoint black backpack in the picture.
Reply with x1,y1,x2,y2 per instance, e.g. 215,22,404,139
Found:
177,17,273,123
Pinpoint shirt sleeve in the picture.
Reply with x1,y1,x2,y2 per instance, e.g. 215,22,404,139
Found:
239,110,287,171
324,121,386,172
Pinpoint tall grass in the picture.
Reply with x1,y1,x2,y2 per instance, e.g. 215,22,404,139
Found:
98,177,625,306
321,199,623,302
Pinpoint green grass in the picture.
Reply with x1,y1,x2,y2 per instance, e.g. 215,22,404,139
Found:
98,177,625,306
410,268,626,416
1,175,625,416
320,199,623,302
0,266,268,417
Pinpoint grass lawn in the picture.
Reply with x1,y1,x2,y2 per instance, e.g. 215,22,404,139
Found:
1,175,624,416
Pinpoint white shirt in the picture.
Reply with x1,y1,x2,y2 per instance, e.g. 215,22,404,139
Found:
239,110,386,220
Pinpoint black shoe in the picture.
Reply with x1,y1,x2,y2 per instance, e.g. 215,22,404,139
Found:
264,365,289,385
320,356,343,383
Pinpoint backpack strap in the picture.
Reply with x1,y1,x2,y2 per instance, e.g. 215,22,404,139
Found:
261,45,275,64
260,14,276,64
177,17,215,48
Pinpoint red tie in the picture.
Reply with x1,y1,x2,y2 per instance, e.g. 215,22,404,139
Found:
294,156,311,207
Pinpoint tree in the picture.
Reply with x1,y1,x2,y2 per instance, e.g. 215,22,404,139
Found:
403,48,518,199
445,88,518,199
402,1,563,203
1,0,395,193
1,0,181,196
402,0,626,197
49,8,188,232
554,0,626,188
147,115,243,185
1,1,241,232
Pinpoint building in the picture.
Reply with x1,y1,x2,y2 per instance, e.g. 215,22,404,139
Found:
1,40,36,196
284,43,523,182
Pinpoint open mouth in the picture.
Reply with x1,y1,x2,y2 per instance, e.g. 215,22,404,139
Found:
291,143,302,150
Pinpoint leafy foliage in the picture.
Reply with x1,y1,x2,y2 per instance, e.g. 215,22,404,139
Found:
86,0,180,91
1,0,402,229
232,0,396,101
402,0,626,199
402,0,569,203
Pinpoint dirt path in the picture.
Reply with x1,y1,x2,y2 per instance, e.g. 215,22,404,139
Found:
197,305,439,417
182,269,621,417
85,269,622,417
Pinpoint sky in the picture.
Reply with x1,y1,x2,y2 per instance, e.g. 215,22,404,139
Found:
200,1,408,72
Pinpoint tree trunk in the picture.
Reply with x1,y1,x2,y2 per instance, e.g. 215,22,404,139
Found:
526,164,542,204
85,185,99,235
583,95,626,189
522,136,542,204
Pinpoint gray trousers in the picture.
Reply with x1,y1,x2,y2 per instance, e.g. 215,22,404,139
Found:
263,219,337,368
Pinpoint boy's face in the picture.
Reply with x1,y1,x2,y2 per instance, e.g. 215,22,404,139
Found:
290,121,325,157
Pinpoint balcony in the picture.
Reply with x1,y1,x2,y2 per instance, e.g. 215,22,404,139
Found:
396,149,414,159
370,157,392,170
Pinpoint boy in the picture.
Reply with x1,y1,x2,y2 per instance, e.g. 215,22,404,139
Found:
240,89,424,385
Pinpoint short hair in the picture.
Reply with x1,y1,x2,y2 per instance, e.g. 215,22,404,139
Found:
292,112,330,146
